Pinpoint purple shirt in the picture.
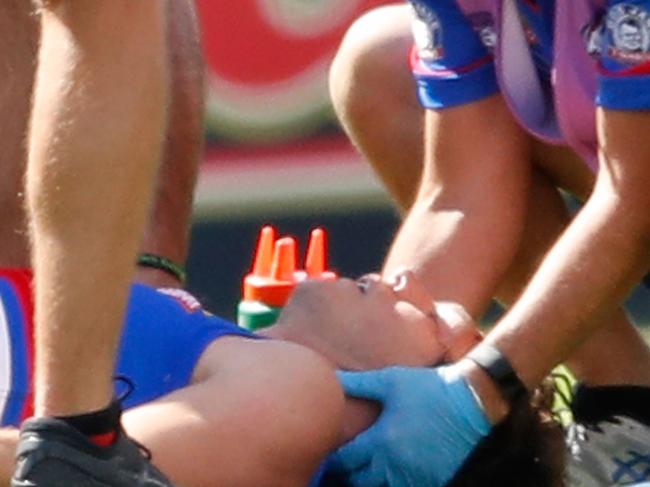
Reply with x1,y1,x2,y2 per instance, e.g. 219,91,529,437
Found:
410,0,650,172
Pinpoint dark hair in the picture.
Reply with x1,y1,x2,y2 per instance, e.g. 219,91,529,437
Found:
448,380,565,487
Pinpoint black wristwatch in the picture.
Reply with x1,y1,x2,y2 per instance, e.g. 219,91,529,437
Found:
466,344,528,403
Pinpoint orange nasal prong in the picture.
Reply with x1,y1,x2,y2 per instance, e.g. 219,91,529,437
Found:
305,228,326,277
252,226,276,277
271,237,297,282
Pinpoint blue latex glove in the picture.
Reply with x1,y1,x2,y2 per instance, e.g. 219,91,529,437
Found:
330,365,491,487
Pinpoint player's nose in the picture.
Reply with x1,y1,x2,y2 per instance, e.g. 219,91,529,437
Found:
388,268,434,313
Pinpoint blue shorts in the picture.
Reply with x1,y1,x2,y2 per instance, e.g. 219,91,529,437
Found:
409,0,500,109
0,272,257,426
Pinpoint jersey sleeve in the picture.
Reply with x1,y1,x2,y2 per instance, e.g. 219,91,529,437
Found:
596,0,650,109
409,0,499,109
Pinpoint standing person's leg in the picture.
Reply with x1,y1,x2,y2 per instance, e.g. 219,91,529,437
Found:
0,0,204,289
0,0,38,269
15,0,174,485
329,3,422,211
137,0,205,289
28,0,168,420
2,1,204,481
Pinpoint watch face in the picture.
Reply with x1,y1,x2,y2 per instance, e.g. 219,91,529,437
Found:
467,345,527,403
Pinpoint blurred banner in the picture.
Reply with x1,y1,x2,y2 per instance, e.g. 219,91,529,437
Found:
188,2,650,325
194,0,395,218
198,0,392,143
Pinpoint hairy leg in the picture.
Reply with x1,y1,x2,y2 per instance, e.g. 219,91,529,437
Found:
329,3,422,211
122,338,344,487
0,0,202,285
28,0,168,416
334,8,532,316
0,0,203,477
0,0,38,268
136,0,205,288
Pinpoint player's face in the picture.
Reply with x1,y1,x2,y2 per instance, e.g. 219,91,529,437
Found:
620,22,643,51
276,270,481,370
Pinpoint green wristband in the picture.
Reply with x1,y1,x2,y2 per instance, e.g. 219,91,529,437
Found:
136,253,187,284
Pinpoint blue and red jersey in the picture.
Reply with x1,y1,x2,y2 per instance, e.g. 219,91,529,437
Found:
0,270,256,427
409,0,650,167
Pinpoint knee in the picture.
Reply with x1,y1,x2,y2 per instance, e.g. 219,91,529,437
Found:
329,5,414,126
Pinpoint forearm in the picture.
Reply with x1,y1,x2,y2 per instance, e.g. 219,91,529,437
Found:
384,197,526,317
486,109,650,389
0,0,38,268
138,0,204,271
384,97,531,317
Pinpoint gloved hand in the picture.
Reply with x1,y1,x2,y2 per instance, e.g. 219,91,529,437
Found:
330,365,491,487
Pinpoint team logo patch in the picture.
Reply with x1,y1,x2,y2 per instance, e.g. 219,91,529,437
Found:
468,11,497,51
410,3,444,61
606,4,650,63
157,288,203,314
611,450,650,484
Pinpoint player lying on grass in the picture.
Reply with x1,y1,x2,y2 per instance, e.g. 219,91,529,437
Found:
0,269,565,486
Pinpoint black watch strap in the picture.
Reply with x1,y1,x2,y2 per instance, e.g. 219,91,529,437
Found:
466,344,527,403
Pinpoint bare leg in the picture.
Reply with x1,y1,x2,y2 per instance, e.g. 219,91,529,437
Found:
28,0,168,416
0,1,202,286
0,0,38,268
136,0,205,289
330,4,422,211
1,0,203,479
331,7,532,315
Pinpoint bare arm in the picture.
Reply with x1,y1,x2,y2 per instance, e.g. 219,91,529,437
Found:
135,0,205,288
473,108,650,419
0,0,38,268
383,95,532,317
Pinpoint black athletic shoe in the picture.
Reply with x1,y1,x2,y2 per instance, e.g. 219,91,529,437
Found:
11,416,176,487
565,384,650,486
